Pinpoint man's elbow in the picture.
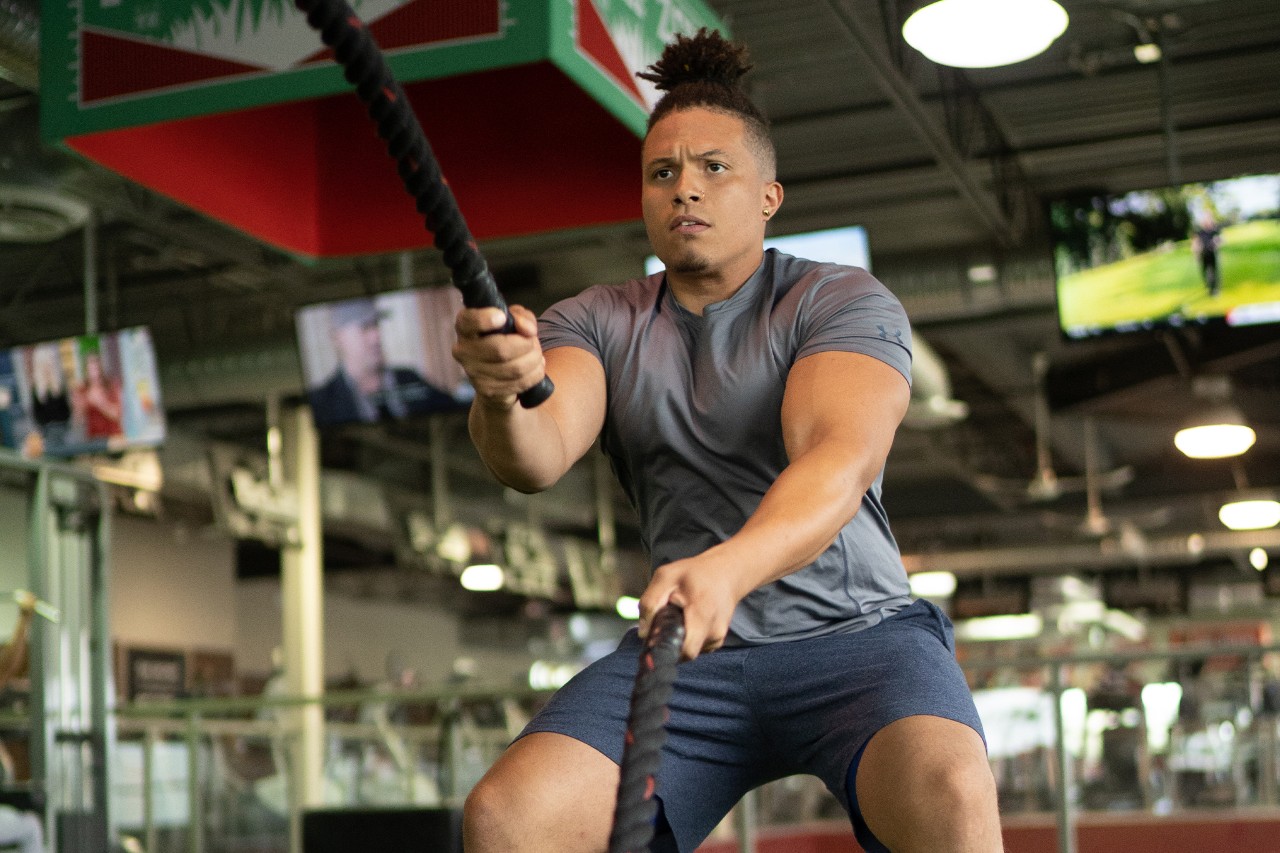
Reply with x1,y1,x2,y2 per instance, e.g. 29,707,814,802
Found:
485,461,563,495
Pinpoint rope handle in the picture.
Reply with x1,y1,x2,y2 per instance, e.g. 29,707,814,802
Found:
608,604,685,853
295,0,554,408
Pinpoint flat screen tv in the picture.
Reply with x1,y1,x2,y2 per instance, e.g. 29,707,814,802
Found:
295,288,475,428
1050,173,1280,340
0,327,166,458
645,224,871,276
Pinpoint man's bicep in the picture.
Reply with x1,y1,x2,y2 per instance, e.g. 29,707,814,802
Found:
542,345,608,465
781,350,910,469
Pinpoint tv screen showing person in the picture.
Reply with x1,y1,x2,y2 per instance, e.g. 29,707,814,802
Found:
0,328,166,459
296,290,474,428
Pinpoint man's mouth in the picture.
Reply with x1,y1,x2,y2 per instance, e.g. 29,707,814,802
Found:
671,216,709,234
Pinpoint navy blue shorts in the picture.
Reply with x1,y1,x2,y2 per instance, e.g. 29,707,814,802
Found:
518,598,984,852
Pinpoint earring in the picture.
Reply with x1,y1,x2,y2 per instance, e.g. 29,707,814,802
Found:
762,208,771,217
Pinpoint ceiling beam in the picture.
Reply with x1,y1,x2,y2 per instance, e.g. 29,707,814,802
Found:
818,0,1022,246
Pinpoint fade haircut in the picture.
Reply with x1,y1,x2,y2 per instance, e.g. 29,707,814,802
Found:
638,28,777,180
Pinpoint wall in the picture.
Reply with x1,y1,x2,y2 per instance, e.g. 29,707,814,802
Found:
233,577,535,687
109,513,536,692
109,513,239,653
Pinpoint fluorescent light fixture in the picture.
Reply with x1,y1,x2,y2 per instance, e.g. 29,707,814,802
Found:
1219,500,1280,531
1250,548,1269,571
528,660,582,691
953,613,1043,642
1174,420,1256,458
459,563,505,592
1133,43,1162,64
902,0,1069,69
647,225,870,276
909,571,957,598
615,595,641,620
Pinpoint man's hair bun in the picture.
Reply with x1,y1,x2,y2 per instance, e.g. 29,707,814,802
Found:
638,27,775,178
637,27,751,92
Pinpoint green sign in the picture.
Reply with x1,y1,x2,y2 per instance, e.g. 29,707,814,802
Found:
41,0,724,142
38,0,726,256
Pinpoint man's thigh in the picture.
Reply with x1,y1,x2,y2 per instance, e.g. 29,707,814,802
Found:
466,731,619,852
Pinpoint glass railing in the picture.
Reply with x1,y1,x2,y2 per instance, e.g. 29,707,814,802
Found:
5,641,1277,852
109,685,551,853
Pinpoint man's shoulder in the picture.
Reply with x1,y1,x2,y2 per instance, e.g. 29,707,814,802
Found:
767,252,895,307
553,274,662,312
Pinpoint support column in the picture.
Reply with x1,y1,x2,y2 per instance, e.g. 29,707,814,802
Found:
1049,664,1077,853
281,406,326,819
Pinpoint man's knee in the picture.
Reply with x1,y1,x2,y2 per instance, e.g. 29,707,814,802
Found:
463,774,516,849
857,716,1001,852
927,749,999,815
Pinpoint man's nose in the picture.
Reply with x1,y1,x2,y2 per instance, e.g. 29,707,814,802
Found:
674,174,702,204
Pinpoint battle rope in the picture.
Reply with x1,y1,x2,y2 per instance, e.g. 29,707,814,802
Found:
609,604,686,853
295,0,553,408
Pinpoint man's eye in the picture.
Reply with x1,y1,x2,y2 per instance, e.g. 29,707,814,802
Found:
653,168,673,180
707,163,726,173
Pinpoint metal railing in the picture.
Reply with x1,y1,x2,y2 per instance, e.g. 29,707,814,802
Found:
108,684,550,853
4,641,1277,853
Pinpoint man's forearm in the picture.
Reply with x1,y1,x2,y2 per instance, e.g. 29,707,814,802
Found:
704,440,879,596
467,400,574,493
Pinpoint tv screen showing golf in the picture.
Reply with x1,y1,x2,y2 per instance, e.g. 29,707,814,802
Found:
1049,173,1280,339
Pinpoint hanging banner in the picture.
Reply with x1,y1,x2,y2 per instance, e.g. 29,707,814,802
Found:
40,0,724,256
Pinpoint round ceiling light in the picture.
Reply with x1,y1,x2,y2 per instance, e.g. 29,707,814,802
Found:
903,0,1070,68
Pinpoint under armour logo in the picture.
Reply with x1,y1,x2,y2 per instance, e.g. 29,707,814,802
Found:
877,324,904,343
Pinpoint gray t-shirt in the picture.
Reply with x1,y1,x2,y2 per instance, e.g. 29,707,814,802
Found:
539,249,914,644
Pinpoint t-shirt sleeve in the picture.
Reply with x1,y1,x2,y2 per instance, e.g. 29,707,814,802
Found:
538,287,605,361
793,269,913,386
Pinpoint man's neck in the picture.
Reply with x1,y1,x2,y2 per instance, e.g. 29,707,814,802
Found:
666,253,764,316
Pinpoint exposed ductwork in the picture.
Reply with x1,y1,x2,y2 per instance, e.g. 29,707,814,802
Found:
904,333,969,429
0,0,38,90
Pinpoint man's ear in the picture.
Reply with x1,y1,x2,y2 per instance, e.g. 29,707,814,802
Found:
764,181,783,217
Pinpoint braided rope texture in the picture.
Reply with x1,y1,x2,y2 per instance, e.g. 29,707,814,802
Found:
295,0,553,406
608,604,686,853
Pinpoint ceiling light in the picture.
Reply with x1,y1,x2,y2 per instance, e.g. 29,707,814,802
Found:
909,571,957,598
1249,548,1269,571
1133,43,1162,64
1218,500,1280,531
1174,406,1256,459
902,0,1069,68
459,563,504,592
615,595,641,620
953,613,1043,642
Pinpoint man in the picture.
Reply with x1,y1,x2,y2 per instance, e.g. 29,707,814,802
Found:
453,29,1000,853
307,299,457,427
1190,212,1223,297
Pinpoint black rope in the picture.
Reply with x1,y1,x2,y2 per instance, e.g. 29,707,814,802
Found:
609,604,685,853
295,0,553,408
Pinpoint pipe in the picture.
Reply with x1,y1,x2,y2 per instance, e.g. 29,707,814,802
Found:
904,333,969,429
84,208,98,335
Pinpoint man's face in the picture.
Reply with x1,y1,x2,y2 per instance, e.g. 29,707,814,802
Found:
334,320,385,380
641,107,780,286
